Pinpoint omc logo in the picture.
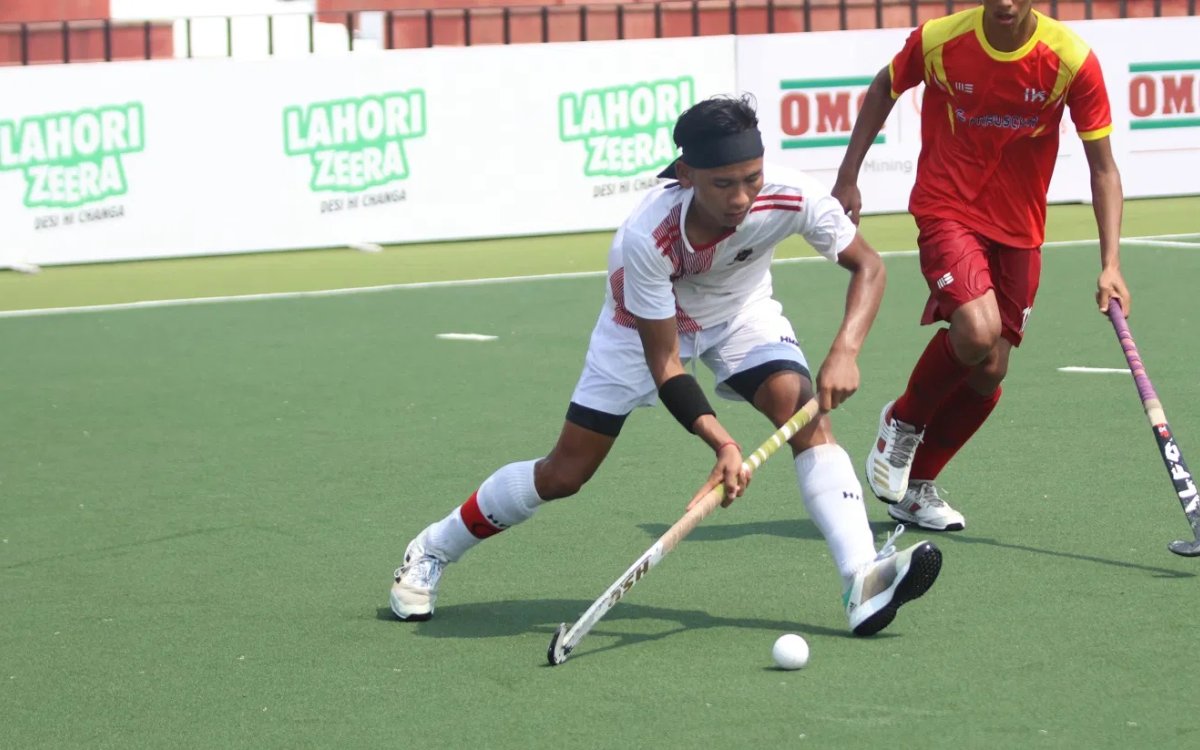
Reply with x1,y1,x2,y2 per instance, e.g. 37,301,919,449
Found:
1128,62,1200,131
778,76,881,150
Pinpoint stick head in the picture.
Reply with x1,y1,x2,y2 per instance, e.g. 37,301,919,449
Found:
1168,538,1200,557
547,623,571,665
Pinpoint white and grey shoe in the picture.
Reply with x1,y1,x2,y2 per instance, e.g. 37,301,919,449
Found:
389,532,446,621
887,480,966,532
865,401,924,503
845,525,942,637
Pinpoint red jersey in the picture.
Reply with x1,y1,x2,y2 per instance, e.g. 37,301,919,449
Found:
890,8,1113,247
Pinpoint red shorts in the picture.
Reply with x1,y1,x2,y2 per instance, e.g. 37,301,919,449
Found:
916,217,1042,346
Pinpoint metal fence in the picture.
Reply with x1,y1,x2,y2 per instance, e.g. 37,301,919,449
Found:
1,0,1196,65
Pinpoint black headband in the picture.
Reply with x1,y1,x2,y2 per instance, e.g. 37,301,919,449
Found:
657,129,765,179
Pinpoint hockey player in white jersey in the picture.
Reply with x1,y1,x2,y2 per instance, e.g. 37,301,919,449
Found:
390,94,943,637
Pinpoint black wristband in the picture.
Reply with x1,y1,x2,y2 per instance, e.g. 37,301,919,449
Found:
658,374,715,433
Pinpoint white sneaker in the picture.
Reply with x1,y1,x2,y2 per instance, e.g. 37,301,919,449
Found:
887,480,966,532
389,531,446,621
865,400,924,503
845,525,942,636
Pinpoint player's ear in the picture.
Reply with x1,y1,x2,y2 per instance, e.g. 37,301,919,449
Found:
675,162,695,188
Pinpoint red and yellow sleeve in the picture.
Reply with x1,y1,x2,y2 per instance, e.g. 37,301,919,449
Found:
1068,51,1113,141
888,26,926,99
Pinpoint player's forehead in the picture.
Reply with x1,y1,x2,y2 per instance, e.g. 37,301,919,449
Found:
694,157,764,181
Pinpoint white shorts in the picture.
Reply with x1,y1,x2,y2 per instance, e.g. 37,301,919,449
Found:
570,298,811,416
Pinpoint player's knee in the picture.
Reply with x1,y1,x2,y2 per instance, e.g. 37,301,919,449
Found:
533,459,593,500
981,357,1008,385
971,350,1009,390
760,397,806,428
748,370,805,415
950,320,1002,364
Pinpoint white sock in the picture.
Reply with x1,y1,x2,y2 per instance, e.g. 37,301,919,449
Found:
422,459,543,563
421,509,477,563
476,459,543,527
795,444,877,586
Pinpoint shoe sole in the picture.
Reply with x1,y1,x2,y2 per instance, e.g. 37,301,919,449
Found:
867,475,902,505
886,504,966,532
394,610,432,622
389,584,435,622
852,543,943,637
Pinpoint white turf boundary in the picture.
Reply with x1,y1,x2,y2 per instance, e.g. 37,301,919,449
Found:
1,233,1198,320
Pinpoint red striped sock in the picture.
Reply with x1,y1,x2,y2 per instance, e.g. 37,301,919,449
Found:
911,383,1002,481
893,328,971,429
459,491,504,539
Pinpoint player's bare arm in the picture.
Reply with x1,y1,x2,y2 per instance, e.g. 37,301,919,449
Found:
633,314,750,507
816,234,886,412
832,67,897,224
1083,136,1131,315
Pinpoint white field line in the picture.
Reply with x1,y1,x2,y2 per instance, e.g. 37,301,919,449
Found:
1057,366,1131,374
0,270,608,319
1118,239,1200,249
0,233,1192,320
435,333,498,342
1128,232,1200,241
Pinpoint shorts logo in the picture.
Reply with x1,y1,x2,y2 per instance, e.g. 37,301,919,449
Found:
1020,306,1033,332
936,272,954,289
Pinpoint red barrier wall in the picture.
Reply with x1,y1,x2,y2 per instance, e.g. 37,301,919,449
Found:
315,0,1198,48
0,0,110,23
0,1,1193,63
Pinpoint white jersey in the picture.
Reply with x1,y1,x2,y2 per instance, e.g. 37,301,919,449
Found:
603,169,857,332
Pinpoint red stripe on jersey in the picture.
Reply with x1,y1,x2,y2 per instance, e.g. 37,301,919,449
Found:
609,268,638,328
675,307,701,334
652,204,683,257
753,194,803,203
611,255,704,334
459,492,504,539
750,204,803,214
636,198,718,334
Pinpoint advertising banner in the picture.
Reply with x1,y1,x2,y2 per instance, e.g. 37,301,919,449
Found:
1,17,1197,267
1073,18,1200,199
736,27,919,213
0,37,734,266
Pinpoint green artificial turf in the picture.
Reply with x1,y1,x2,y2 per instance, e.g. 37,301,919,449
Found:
2,222,1199,747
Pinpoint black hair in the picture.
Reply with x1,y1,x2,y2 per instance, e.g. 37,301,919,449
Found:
672,94,759,152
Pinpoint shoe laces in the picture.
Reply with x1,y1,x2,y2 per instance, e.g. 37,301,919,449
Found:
884,417,922,468
396,556,444,589
912,481,947,509
875,524,906,562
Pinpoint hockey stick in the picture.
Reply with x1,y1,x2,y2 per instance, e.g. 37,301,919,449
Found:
547,398,822,665
1107,299,1200,557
